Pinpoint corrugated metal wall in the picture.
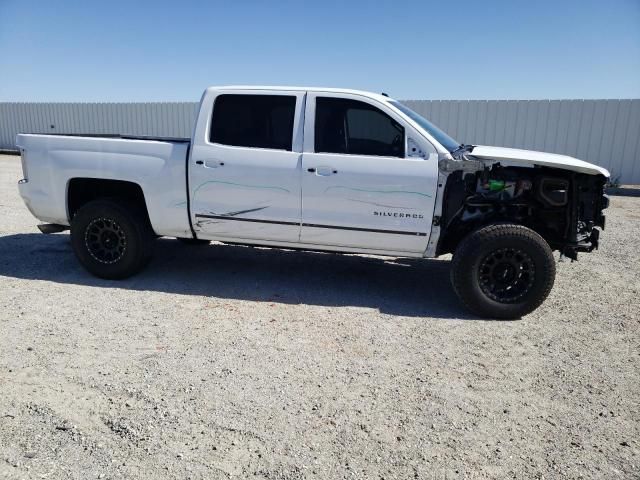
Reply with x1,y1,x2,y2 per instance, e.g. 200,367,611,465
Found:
1,99,639,182
404,99,640,184
0,102,199,146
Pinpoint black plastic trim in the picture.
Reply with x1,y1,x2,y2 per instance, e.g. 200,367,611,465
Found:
302,222,427,236
39,133,191,143
184,145,197,239
194,214,427,236
37,223,69,234
196,214,297,227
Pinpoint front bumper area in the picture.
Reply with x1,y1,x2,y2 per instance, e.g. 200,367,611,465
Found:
562,183,609,260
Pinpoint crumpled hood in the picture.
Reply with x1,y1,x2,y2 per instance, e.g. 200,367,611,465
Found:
469,145,610,177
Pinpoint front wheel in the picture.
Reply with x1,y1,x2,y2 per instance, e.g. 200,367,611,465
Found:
70,199,155,279
450,224,556,319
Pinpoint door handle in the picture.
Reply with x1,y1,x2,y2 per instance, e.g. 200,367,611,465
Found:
314,166,337,176
196,159,225,168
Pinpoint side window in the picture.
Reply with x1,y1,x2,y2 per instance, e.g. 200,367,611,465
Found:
210,94,296,150
315,97,405,157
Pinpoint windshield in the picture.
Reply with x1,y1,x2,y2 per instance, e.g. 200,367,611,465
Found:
389,101,460,153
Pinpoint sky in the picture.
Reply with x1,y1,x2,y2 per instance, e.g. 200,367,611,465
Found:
0,0,639,102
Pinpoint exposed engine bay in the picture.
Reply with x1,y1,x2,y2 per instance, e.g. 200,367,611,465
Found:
437,164,609,260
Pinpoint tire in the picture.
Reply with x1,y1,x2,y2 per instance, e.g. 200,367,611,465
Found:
450,224,556,319
177,237,210,245
70,199,155,279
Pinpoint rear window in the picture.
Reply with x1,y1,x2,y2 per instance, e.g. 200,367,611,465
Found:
210,94,296,151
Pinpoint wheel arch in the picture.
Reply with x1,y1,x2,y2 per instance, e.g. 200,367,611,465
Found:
439,218,552,257
67,178,152,230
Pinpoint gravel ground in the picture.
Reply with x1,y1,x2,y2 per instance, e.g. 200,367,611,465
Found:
0,154,638,479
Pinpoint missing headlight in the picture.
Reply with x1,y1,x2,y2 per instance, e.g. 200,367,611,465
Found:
537,177,569,207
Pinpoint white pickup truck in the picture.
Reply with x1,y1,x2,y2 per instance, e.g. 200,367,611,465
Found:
17,86,610,318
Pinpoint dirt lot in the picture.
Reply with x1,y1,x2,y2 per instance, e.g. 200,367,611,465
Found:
0,154,638,479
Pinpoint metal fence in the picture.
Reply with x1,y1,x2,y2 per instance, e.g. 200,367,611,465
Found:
0,102,198,145
405,99,640,184
1,99,639,183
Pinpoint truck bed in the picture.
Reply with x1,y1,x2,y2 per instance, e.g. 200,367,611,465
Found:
16,133,192,238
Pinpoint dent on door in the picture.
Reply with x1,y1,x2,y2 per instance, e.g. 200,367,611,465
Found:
313,180,431,230
191,178,294,229
189,146,302,242
323,184,430,217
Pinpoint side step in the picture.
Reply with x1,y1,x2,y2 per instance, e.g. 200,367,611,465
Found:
37,224,69,234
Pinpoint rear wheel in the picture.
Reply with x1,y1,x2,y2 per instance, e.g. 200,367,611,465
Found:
70,199,155,279
450,224,556,319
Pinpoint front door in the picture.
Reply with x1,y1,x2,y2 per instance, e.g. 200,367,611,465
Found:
300,93,438,253
189,91,305,242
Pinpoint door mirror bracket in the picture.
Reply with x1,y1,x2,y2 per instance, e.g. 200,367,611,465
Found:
407,138,425,158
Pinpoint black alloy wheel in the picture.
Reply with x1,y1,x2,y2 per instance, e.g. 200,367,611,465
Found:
84,217,127,264
478,247,535,303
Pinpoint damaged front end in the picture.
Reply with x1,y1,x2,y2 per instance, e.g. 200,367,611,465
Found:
436,159,609,260
563,173,609,259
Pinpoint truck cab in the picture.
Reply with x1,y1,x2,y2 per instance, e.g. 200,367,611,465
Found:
189,87,441,254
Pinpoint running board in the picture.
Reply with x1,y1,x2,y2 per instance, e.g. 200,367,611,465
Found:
37,224,69,234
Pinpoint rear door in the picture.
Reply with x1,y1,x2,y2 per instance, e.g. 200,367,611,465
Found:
189,90,305,242
300,93,438,253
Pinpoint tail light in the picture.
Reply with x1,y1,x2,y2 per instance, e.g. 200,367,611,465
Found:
20,149,28,180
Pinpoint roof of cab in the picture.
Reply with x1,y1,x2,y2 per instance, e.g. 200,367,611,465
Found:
205,86,393,104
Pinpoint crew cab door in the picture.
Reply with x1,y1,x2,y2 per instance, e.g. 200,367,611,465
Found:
189,90,305,242
300,93,438,253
